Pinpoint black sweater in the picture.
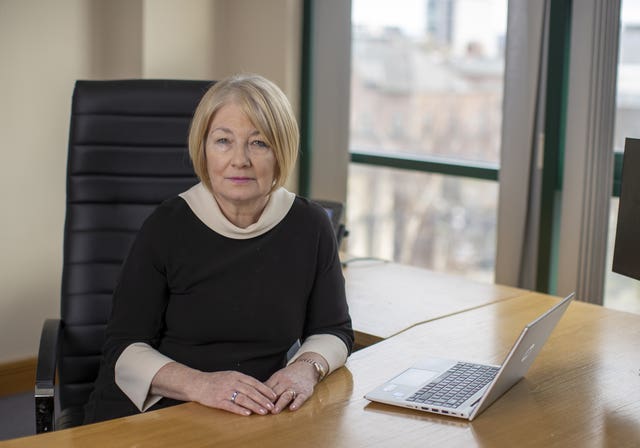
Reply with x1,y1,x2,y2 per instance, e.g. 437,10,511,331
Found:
84,196,354,423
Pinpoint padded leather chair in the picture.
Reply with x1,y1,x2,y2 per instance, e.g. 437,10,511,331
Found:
35,79,211,432
34,78,348,433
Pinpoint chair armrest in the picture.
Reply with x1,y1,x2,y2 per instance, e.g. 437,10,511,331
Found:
35,318,61,433
337,224,348,246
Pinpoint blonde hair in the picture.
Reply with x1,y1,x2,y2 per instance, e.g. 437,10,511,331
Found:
188,74,299,192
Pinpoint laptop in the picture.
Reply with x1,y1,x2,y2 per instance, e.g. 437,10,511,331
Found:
365,292,575,420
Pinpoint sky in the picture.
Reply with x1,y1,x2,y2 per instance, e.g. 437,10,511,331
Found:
353,0,640,31
352,0,428,36
622,0,640,24
351,0,508,57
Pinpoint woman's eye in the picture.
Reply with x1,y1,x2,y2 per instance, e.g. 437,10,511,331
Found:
251,140,269,148
216,138,230,144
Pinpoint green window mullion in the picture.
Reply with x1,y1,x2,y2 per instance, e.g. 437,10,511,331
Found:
612,151,623,197
298,0,314,198
536,0,573,294
350,151,499,181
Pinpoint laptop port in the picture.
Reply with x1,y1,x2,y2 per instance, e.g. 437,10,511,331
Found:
441,410,449,414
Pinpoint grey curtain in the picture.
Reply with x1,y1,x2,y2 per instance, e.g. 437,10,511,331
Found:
557,0,621,304
495,0,550,290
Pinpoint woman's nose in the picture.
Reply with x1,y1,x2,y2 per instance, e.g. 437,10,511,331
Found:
230,143,251,166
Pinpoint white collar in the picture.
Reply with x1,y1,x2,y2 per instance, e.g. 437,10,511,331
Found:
179,182,295,240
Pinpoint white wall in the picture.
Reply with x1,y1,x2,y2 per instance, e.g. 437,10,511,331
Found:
0,0,301,363
0,0,94,363
142,0,216,79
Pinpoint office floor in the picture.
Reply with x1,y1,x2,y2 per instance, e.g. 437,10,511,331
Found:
0,389,61,441
0,392,35,441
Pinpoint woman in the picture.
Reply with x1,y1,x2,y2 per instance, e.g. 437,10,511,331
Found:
84,74,354,423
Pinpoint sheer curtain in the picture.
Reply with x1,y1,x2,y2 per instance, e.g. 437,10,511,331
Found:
495,0,549,289
557,0,621,304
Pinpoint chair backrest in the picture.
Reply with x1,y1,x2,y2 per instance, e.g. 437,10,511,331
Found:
59,79,211,410
313,199,347,246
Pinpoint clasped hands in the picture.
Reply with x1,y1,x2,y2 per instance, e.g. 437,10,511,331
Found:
191,359,321,416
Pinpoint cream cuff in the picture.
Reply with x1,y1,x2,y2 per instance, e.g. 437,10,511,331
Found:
114,343,174,412
287,334,349,375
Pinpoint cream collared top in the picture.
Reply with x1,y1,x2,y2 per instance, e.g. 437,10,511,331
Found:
115,183,349,412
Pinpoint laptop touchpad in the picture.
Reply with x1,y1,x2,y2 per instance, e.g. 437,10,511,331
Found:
392,368,440,387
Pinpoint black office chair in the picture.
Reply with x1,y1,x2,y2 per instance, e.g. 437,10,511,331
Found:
313,199,348,246
35,79,211,433
34,79,349,433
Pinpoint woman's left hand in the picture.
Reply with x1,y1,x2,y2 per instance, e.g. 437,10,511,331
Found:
264,358,322,413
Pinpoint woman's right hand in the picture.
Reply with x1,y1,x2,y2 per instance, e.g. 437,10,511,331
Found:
151,363,277,416
190,370,277,416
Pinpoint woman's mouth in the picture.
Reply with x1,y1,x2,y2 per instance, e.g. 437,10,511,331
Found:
227,177,254,184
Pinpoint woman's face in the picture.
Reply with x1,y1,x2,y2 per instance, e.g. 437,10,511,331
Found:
205,101,277,212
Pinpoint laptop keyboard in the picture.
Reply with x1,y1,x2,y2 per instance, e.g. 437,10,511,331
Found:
406,362,499,409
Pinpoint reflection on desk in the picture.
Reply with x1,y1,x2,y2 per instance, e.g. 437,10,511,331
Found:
344,260,527,347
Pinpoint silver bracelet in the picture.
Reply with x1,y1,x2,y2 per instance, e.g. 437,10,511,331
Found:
297,358,327,381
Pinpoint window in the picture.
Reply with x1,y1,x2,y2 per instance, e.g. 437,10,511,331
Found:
604,0,640,313
349,164,497,283
347,0,507,282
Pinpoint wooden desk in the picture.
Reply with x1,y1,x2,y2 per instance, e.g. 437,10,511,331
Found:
344,260,527,346
6,292,639,447
343,293,640,447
